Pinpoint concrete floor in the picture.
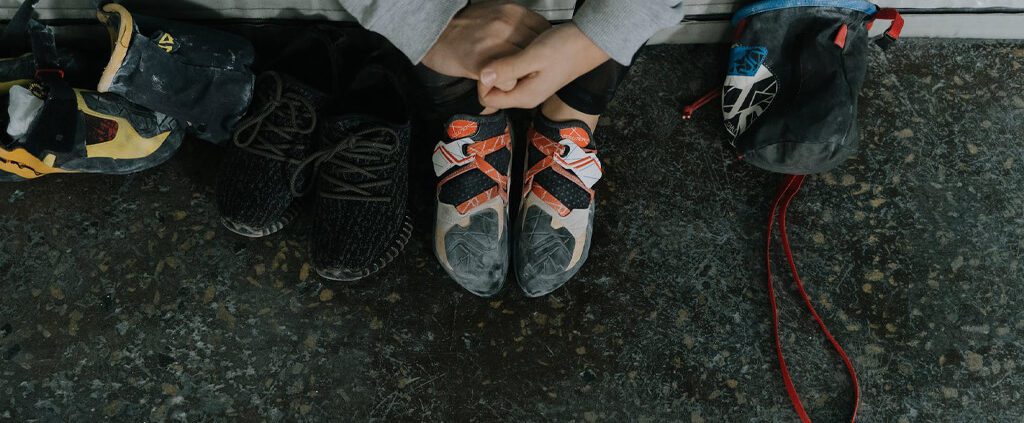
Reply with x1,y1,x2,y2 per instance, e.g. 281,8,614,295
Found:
1,39,1023,422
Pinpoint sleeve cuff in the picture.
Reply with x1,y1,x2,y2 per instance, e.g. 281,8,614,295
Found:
363,1,467,64
573,1,685,65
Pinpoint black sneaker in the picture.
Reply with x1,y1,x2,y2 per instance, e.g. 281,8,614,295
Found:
301,65,412,281
216,72,328,237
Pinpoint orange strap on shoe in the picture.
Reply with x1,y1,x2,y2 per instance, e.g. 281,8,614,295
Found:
523,129,601,217
435,130,511,214
766,174,861,423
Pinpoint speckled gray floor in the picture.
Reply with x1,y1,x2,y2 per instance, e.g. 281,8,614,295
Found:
1,39,1023,422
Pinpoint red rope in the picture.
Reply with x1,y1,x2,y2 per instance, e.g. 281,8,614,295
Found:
681,88,721,120
680,17,743,121
766,174,861,422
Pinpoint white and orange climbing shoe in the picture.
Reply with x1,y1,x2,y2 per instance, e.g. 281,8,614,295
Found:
514,114,603,298
432,112,512,297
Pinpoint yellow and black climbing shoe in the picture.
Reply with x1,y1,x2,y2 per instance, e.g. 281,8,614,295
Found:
0,80,184,181
0,3,184,182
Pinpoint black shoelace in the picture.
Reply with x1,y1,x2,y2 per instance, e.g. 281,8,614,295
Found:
290,127,400,202
232,73,317,163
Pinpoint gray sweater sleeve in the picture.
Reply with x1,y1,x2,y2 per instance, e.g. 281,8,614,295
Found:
573,0,685,65
336,0,468,64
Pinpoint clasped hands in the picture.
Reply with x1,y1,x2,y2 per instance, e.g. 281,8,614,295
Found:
421,1,609,111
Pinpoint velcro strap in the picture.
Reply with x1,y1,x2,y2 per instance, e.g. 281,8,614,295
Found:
23,81,78,158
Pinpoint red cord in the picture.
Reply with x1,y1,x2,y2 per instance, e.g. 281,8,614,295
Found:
767,174,861,422
766,175,808,421
681,88,721,120
681,18,747,121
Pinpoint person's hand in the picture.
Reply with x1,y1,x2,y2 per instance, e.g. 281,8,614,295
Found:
421,1,551,80
477,24,610,110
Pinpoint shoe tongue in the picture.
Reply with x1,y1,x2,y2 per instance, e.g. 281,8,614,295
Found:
7,86,44,141
330,115,389,135
325,116,400,161
277,73,331,111
251,73,328,131
534,114,594,149
445,112,507,142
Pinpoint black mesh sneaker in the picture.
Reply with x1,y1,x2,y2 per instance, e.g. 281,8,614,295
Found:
300,64,412,281
514,114,603,297
216,71,328,237
431,112,512,297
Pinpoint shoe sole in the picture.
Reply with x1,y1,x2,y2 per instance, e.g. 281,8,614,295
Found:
316,214,414,282
435,203,509,298
514,202,595,298
221,205,300,238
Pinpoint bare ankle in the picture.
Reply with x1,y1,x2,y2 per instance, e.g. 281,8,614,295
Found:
540,95,599,133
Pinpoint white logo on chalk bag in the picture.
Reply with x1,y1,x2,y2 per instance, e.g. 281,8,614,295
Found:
723,45,778,137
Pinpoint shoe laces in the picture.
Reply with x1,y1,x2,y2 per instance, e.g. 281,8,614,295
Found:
290,126,400,202
232,73,317,163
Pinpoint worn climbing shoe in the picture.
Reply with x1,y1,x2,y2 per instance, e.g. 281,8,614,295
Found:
514,114,603,297
432,112,512,297
96,3,255,143
0,80,184,181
